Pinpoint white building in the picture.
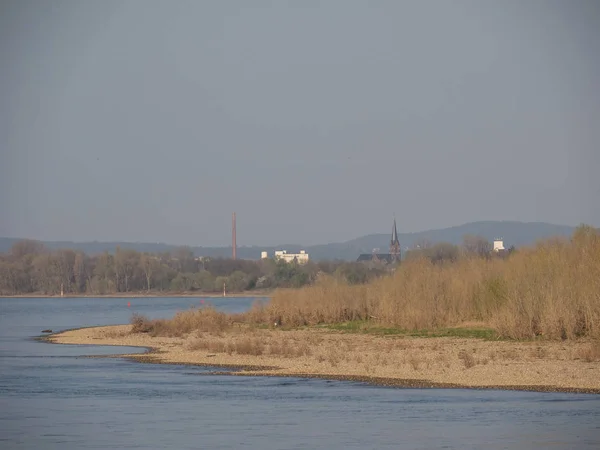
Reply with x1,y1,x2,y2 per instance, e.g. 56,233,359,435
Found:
273,250,309,264
493,239,505,252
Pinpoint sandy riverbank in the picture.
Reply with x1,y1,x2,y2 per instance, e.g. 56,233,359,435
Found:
47,325,600,394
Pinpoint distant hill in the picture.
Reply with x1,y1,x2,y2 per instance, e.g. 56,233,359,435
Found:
0,221,579,261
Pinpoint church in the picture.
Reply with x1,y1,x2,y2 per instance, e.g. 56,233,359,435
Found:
356,218,401,264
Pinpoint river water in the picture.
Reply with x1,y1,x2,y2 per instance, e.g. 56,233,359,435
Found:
1,297,599,449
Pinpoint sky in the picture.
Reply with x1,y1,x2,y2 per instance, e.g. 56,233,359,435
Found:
1,0,598,247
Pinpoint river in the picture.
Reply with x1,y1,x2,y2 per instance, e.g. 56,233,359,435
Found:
1,297,599,449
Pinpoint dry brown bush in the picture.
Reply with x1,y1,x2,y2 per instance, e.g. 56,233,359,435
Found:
235,338,265,356
529,346,549,359
501,349,519,360
130,313,153,333
575,341,600,362
458,349,476,368
130,227,599,343
187,338,210,351
408,355,421,371
103,328,130,338
257,226,600,341
130,306,234,337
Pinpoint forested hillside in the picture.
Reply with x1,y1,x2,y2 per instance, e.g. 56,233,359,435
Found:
0,221,577,261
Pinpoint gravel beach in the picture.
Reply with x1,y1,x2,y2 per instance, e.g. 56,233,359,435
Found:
47,325,600,394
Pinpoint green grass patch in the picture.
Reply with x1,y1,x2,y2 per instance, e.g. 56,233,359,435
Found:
406,327,498,340
314,320,499,340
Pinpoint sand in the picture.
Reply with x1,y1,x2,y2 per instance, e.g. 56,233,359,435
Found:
46,325,600,394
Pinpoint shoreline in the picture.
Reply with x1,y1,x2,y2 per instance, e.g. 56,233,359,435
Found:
2,291,272,299
45,325,600,395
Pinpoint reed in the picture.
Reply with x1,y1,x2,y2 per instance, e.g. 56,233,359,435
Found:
130,306,234,337
131,226,599,341
260,226,600,340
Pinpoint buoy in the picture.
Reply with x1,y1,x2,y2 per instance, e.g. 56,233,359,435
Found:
127,302,131,308
200,299,205,305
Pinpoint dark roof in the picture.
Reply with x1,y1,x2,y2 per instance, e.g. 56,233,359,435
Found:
357,253,398,264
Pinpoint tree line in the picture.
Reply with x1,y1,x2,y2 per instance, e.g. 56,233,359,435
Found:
0,240,389,295
403,234,516,264
0,234,514,296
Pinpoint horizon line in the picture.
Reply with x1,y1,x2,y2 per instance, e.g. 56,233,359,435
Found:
0,220,585,248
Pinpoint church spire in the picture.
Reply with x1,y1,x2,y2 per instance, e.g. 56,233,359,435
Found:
390,215,400,261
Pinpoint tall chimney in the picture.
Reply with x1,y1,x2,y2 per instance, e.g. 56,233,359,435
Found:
232,212,237,260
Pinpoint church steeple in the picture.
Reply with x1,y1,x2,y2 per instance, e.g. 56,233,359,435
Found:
390,216,400,261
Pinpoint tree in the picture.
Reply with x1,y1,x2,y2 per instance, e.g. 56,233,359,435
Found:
428,242,460,264
462,234,492,258
32,254,60,294
115,248,139,292
227,270,252,292
92,252,115,294
170,273,195,291
0,260,19,294
214,276,228,293
413,239,434,250
173,246,196,272
335,263,369,284
140,254,158,291
73,252,87,293
55,249,76,293
10,240,47,260
572,224,599,246
194,270,215,292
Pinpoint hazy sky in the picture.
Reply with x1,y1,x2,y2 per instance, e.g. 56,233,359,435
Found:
1,0,598,246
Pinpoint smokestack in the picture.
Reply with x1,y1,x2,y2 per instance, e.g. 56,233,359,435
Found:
232,212,237,260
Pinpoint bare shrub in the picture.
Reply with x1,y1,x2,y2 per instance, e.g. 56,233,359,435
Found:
235,338,264,356
250,226,600,341
130,313,153,333
501,349,519,360
327,348,341,367
408,355,421,371
268,339,310,358
130,306,235,337
104,328,130,338
529,346,549,359
295,342,312,357
458,349,476,368
575,341,600,362
244,299,268,324
131,226,600,344
187,338,210,351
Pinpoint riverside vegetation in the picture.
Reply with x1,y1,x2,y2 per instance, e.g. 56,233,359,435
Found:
0,242,388,296
131,225,600,341
50,225,600,392
0,231,514,296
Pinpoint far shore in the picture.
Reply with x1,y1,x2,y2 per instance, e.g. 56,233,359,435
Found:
46,324,600,395
1,290,273,299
